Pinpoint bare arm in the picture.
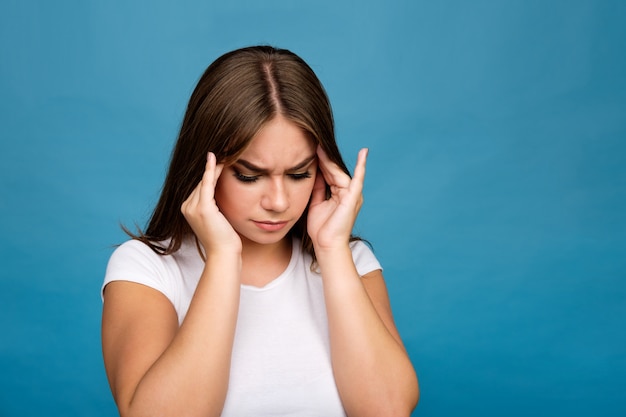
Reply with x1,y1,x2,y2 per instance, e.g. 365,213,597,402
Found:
308,147,419,416
101,153,242,417
317,251,419,416
102,254,240,417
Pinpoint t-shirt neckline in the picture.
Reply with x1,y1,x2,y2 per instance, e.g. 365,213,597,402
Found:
240,237,300,292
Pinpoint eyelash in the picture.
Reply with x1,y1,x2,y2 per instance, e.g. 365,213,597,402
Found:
289,172,312,181
234,171,259,183
233,171,311,183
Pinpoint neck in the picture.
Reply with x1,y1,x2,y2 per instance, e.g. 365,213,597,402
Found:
239,236,293,287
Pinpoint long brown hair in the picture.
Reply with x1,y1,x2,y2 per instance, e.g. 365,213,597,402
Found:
128,45,353,259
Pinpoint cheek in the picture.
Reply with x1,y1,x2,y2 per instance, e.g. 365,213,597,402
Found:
294,180,316,208
214,176,245,215
215,177,265,220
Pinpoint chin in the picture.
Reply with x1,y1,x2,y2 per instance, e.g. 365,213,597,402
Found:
240,230,292,247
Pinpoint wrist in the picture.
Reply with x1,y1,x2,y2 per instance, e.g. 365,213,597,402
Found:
203,249,243,279
197,236,242,258
314,244,363,290
314,243,353,267
312,235,351,254
205,247,242,260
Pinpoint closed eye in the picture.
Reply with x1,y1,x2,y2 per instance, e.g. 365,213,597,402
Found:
234,170,259,183
288,172,312,181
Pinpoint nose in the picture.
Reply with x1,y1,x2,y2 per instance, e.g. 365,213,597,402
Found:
261,177,289,213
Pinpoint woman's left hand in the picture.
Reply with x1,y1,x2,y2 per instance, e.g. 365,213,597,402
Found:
307,146,368,252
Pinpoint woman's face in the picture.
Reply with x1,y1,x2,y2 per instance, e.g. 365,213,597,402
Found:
214,116,318,248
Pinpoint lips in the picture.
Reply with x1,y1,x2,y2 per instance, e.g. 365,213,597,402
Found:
252,220,289,232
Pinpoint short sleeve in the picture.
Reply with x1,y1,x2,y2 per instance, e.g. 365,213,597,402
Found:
350,240,382,277
102,240,178,307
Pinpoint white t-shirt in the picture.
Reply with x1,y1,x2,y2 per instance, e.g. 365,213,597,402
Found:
103,236,381,416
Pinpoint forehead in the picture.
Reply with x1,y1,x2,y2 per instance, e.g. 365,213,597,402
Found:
238,117,316,165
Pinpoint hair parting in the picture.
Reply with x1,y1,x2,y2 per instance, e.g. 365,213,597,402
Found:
125,45,360,263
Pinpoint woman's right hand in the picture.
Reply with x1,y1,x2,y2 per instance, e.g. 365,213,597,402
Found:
181,152,242,254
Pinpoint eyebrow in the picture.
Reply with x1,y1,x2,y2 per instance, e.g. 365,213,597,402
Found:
235,154,317,174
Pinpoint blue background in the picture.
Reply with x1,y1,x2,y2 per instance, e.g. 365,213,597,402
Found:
1,1,624,416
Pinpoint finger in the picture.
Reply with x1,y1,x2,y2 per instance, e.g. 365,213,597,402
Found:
182,152,222,218
201,152,216,187
198,152,221,201
213,163,225,188
182,181,201,214
350,148,368,193
184,153,216,214
309,168,327,207
317,146,350,188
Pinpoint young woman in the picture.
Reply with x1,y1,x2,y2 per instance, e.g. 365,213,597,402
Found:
102,45,418,417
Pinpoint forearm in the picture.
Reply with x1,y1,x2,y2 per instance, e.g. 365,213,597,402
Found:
317,246,418,417
125,252,241,417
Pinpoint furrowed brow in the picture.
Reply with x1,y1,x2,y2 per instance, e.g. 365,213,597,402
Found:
235,154,316,173
234,159,268,174
287,154,317,172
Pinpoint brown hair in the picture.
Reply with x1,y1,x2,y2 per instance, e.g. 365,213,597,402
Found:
128,45,354,259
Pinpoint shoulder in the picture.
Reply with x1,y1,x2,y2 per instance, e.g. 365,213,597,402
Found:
349,239,382,276
103,239,181,303
292,237,382,277
106,239,168,274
